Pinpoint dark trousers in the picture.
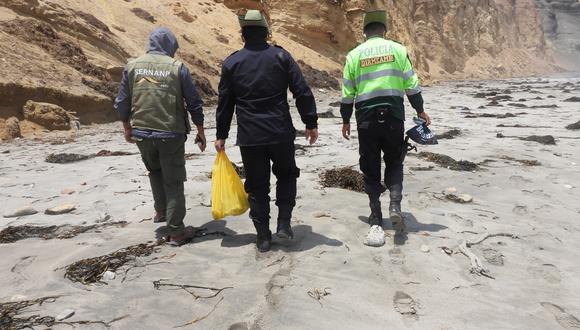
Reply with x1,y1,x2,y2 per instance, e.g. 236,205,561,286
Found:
136,137,186,235
358,115,405,197
239,142,299,238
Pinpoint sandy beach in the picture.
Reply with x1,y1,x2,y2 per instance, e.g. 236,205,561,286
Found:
1,77,580,329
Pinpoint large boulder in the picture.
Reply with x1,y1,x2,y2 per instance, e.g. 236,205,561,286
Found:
22,100,71,130
0,117,22,140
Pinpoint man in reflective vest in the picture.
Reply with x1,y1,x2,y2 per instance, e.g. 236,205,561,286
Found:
340,10,432,233
115,27,206,246
215,10,318,252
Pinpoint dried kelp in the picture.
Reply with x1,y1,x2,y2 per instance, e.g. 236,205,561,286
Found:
436,129,461,140
320,167,365,192
417,152,478,172
520,135,556,145
499,156,541,166
0,296,59,329
565,120,580,130
46,150,136,164
64,241,161,284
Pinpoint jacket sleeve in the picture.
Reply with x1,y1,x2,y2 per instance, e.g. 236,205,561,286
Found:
215,64,236,139
180,64,204,126
401,48,424,113
340,55,356,124
286,52,318,129
113,67,131,122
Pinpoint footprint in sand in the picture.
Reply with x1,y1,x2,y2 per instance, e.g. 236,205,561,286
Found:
228,322,250,330
389,248,406,265
528,262,562,284
393,291,417,317
512,205,529,216
449,213,473,227
10,256,37,281
541,302,580,329
509,175,532,185
483,249,504,266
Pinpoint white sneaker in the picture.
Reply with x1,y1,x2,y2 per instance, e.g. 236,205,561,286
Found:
365,225,385,247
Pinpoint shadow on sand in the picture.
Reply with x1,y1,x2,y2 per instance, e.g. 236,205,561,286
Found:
155,222,343,252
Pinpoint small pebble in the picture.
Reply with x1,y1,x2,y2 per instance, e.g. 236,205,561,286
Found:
458,194,473,203
445,187,458,194
420,245,431,253
61,188,75,195
102,271,116,281
3,207,38,218
45,204,76,215
56,309,75,321
312,211,331,218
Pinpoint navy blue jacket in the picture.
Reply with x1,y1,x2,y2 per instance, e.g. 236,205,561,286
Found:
114,27,204,138
216,42,317,146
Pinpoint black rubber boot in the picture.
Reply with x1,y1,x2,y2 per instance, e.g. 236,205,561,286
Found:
368,194,383,227
254,220,272,252
388,184,405,233
276,205,294,239
276,219,294,239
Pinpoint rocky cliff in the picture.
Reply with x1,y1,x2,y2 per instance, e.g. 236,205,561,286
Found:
535,0,580,67
0,0,577,139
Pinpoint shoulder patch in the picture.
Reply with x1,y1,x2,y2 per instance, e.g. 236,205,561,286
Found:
227,50,239,57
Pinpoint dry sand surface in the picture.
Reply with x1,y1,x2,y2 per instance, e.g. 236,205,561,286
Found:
1,77,580,329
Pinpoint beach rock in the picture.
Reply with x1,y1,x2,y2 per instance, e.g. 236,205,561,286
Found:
106,65,124,82
364,225,385,247
458,194,473,203
312,211,331,218
1,117,22,140
3,207,38,218
56,309,75,321
61,188,75,195
45,204,76,215
22,100,71,130
102,270,116,280
420,245,431,253
445,187,458,194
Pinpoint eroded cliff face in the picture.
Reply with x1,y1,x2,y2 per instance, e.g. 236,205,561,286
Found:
231,0,554,81
535,0,580,68
0,0,574,139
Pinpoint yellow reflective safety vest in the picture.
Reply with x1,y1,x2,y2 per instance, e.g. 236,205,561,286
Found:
341,37,421,123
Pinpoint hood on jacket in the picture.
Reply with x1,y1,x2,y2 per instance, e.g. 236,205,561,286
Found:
147,27,179,57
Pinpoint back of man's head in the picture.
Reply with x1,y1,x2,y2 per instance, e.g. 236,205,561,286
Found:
242,26,269,43
364,23,386,37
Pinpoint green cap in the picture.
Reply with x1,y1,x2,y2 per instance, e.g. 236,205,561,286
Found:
363,10,387,30
239,10,269,29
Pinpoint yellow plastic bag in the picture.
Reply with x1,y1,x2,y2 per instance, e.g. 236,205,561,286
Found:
211,151,249,220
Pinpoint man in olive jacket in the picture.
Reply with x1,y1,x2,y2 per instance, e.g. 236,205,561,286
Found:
114,27,206,246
